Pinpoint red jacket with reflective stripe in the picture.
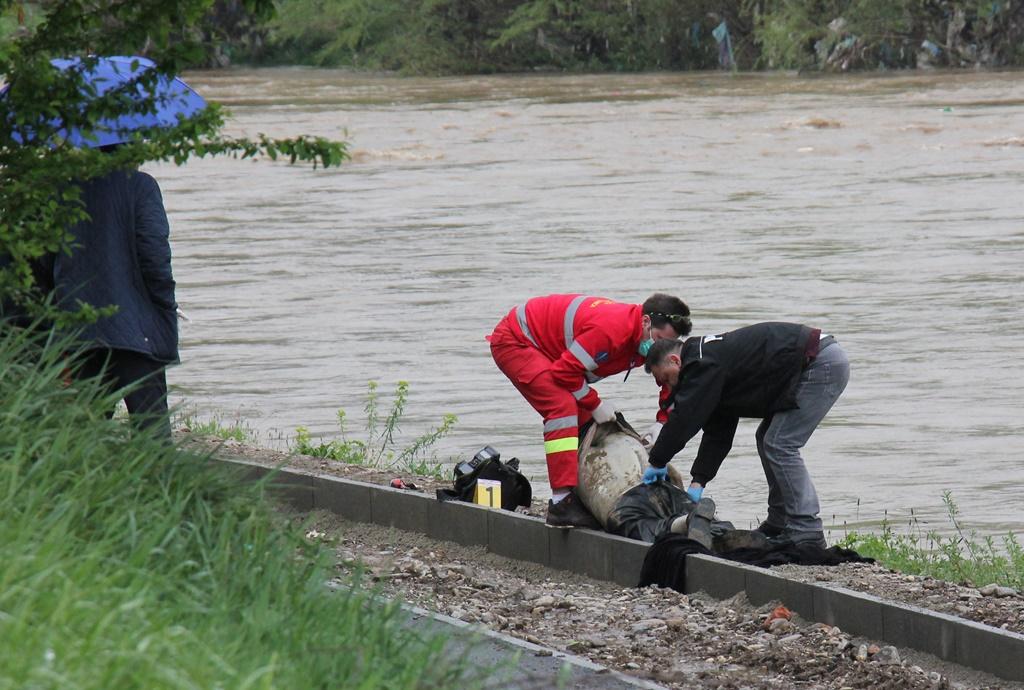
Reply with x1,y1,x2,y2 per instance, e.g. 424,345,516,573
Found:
503,294,653,412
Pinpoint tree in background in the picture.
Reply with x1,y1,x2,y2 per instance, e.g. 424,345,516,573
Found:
196,0,273,67
494,0,743,70
0,0,348,323
260,0,741,72
263,0,536,73
748,0,1024,70
244,0,1024,73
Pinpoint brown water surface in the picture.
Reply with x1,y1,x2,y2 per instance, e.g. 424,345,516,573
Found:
158,68,1024,537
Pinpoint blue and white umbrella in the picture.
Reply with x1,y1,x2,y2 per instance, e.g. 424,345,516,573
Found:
2,55,207,148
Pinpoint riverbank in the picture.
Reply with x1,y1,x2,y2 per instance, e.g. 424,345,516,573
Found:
8,2,1021,73
314,513,1023,689
232,0,1024,74
185,432,1024,687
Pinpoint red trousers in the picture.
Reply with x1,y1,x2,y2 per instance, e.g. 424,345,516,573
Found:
490,319,591,490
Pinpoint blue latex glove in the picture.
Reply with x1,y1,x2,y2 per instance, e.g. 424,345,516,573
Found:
642,465,668,485
686,485,704,502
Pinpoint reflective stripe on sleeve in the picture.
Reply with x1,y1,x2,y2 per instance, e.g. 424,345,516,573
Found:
568,341,598,371
516,303,539,347
543,415,577,433
563,295,588,349
544,437,579,454
584,372,602,383
572,383,590,400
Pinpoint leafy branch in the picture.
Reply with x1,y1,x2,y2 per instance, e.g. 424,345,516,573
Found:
0,0,349,324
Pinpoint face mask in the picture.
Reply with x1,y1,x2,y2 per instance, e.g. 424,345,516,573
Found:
638,338,654,356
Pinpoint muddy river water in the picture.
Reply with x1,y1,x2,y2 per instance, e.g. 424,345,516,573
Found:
156,67,1024,538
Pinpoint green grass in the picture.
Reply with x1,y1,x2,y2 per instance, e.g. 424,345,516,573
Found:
837,492,1024,590
293,381,456,480
176,409,257,443
0,324,491,689
1,3,44,44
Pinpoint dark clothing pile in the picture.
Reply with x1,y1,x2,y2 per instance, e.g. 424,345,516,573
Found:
606,482,871,590
648,321,818,485
638,532,873,593
607,482,735,543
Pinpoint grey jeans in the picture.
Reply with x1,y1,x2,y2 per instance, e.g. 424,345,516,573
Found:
755,341,850,533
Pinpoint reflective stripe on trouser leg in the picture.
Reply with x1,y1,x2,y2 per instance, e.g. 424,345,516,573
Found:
543,415,577,433
544,424,579,489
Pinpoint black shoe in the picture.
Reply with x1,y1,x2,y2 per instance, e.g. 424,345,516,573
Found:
546,490,602,530
713,529,770,552
767,530,827,550
684,497,717,550
754,520,785,538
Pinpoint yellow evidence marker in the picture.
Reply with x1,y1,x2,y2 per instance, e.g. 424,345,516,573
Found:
474,479,502,508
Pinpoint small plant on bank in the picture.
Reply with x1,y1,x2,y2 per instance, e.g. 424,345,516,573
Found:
177,410,256,443
838,491,1024,590
293,380,456,480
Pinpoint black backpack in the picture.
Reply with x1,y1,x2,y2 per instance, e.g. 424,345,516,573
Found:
436,446,532,511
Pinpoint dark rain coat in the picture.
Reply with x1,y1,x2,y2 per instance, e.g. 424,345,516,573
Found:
647,322,818,484
55,170,178,363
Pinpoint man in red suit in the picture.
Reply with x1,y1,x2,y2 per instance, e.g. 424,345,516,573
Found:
490,293,691,527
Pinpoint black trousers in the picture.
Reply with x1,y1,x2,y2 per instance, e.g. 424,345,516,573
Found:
77,348,171,441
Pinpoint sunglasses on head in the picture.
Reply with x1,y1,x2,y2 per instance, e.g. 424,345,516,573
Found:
649,312,688,324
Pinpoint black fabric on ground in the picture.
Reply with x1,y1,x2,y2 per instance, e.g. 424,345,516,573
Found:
606,482,734,543
638,532,873,592
435,454,532,511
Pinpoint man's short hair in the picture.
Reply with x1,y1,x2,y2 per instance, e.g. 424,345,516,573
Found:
642,293,692,337
644,338,684,373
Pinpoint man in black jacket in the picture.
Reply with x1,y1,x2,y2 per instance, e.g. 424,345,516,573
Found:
55,167,179,440
642,322,850,548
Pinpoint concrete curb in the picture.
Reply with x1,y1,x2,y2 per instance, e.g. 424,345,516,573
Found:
400,605,668,689
686,554,1024,682
223,458,647,588
221,458,1024,683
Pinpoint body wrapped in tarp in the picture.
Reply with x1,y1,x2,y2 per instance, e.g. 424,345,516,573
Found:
576,415,684,528
606,481,735,543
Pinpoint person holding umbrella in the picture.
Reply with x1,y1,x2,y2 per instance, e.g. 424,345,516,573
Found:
15,56,207,439
59,144,179,439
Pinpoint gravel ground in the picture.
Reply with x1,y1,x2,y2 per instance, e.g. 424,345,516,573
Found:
185,434,1024,689
310,514,1020,690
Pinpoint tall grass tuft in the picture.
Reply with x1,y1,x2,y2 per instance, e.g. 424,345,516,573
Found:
293,381,456,480
0,325,488,689
176,408,257,443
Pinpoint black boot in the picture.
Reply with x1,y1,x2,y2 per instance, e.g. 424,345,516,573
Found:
683,497,717,550
545,490,602,530
754,520,784,538
767,529,827,550
713,529,770,552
